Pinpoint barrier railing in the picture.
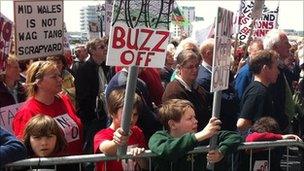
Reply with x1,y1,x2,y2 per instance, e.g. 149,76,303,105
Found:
5,140,304,171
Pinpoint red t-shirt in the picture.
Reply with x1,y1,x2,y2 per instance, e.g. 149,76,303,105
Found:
94,126,146,171
13,95,83,156
246,132,283,142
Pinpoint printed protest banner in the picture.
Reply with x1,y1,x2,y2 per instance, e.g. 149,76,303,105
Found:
54,114,80,143
106,0,173,68
0,13,13,73
211,7,234,92
14,0,64,60
237,0,279,43
0,102,24,133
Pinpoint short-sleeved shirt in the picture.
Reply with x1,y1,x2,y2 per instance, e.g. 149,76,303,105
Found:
94,126,146,171
13,95,83,156
239,81,273,122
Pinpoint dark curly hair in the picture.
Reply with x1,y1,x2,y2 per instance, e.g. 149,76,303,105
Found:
251,117,281,134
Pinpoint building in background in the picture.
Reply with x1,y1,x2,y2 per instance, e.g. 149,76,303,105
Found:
79,5,205,41
80,5,100,40
170,6,204,39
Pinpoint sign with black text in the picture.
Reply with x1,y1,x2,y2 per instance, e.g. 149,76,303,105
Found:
211,7,233,92
237,0,279,43
0,102,24,133
54,114,80,143
14,0,64,60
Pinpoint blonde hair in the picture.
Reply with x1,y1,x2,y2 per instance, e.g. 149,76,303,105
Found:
199,38,214,59
25,61,57,97
23,114,67,156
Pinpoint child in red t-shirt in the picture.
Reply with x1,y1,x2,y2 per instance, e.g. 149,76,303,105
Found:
239,117,302,171
246,117,302,142
23,114,67,157
94,89,147,171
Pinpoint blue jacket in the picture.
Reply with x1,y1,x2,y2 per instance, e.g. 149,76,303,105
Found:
234,63,253,102
0,127,27,167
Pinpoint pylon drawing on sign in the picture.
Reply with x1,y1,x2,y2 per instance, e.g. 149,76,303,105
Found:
111,0,174,29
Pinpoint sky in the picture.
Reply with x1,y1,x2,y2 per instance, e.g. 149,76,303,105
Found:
1,0,303,32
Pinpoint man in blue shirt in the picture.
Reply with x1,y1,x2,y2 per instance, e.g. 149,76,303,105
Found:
234,38,264,102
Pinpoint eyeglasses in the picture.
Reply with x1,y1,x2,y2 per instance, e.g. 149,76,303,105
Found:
182,64,200,69
97,44,106,50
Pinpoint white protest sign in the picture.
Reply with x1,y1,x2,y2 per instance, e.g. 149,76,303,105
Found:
0,102,24,133
106,0,171,68
54,113,80,143
14,0,64,60
211,7,233,92
0,13,13,73
238,0,278,43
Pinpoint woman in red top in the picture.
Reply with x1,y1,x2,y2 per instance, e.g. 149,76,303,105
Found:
13,61,83,156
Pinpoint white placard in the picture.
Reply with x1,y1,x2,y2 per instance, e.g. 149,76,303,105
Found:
237,0,278,43
107,23,170,67
106,0,172,68
14,0,64,60
54,113,80,143
211,7,233,92
0,102,24,133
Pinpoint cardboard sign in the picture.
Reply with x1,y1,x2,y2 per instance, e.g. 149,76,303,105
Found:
237,0,279,42
106,0,172,68
14,0,64,60
0,102,24,133
0,13,13,73
211,7,233,92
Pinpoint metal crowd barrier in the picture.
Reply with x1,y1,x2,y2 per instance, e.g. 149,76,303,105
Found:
5,140,304,171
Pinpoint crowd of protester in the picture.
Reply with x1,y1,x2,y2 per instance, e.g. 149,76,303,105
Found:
1,29,304,171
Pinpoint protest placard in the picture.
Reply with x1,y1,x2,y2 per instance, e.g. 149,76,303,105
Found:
106,0,172,68
0,102,24,133
211,7,234,92
14,0,64,60
237,0,279,43
0,13,13,73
